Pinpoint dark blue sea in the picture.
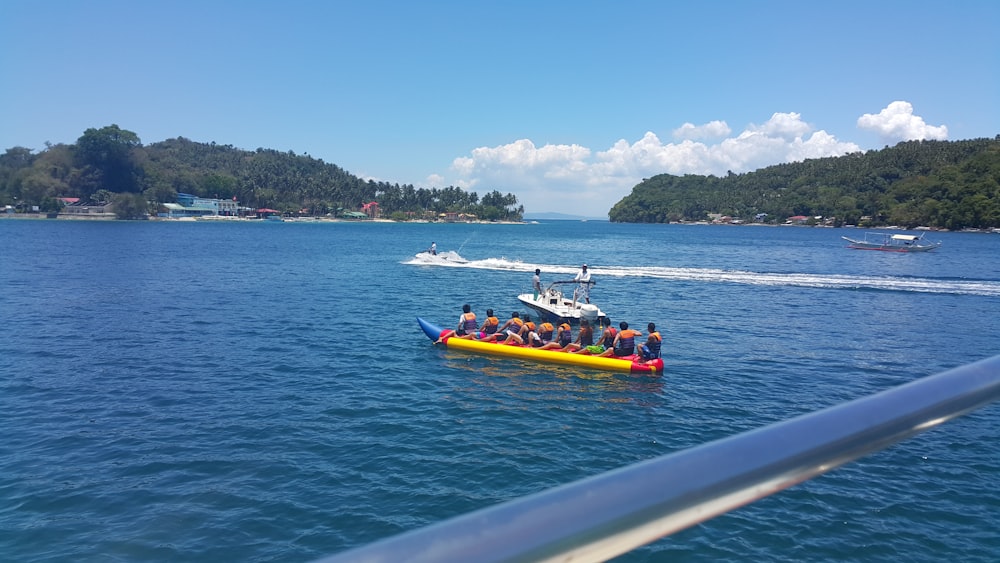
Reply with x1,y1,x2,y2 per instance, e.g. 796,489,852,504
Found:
2,218,998,562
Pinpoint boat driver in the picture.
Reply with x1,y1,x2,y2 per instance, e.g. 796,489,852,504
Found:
571,264,591,308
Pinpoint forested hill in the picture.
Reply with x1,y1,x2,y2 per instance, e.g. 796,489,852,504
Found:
0,125,523,220
609,137,1000,229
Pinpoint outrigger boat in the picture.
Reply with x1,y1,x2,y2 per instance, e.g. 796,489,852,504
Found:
418,317,663,375
517,281,607,325
842,232,942,252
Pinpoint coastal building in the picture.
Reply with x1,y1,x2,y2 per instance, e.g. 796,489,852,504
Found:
361,201,380,219
58,197,115,217
175,193,239,216
160,193,239,219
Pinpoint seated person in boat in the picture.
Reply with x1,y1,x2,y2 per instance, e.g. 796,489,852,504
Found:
478,312,524,344
561,319,594,352
600,321,641,358
435,303,478,343
573,317,615,355
527,321,556,347
640,323,662,361
538,322,573,350
511,315,537,346
477,309,500,338
455,304,480,340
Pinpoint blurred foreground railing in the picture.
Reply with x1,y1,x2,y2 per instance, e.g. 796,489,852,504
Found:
317,355,1000,563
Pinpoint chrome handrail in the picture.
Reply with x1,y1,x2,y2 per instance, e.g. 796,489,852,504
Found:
317,355,1000,563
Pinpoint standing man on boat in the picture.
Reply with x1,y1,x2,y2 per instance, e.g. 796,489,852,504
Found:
572,264,591,308
429,242,437,255
532,268,542,300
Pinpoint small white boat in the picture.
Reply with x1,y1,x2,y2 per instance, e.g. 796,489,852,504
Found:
842,232,942,252
517,281,606,325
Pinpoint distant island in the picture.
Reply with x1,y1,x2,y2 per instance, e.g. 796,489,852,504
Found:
609,137,1000,230
0,125,524,221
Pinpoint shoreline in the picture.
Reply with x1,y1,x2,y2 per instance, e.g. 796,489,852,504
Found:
0,213,528,225
6,213,992,232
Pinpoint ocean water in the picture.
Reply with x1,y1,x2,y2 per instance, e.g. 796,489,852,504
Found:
1,218,998,562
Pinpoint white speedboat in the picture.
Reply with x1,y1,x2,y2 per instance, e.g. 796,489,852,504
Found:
517,281,606,325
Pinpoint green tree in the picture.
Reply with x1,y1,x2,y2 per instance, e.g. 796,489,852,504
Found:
74,125,143,197
39,196,63,213
113,192,150,219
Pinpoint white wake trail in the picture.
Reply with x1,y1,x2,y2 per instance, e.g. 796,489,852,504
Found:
403,256,1000,297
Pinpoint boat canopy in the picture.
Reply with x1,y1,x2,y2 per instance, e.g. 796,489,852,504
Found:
891,234,921,241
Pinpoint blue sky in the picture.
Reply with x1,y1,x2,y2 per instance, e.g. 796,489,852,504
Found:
2,0,998,217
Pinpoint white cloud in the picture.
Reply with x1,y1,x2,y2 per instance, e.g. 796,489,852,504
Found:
673,120,731,140
749,112,813,140
440,113,863,217
857,101,948,142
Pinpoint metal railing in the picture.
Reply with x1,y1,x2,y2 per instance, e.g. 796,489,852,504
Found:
317,355,1000,563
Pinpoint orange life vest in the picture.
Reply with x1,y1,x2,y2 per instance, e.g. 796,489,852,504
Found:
538,322,554,339
482,316,500,334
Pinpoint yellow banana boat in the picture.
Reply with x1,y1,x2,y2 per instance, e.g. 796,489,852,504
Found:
418,317,663,374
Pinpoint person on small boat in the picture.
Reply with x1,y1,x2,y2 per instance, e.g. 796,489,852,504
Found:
429,242,437,255
604,321,642,357
573,317,614,355
527,321,555,347
538,322,573,350
561,319,594,352
640,323,662,361
477,309,500,338
479,312,524,344
532,269,542,301
571,264,591,308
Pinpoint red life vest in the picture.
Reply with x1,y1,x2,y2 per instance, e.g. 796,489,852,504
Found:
600,327,617,347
